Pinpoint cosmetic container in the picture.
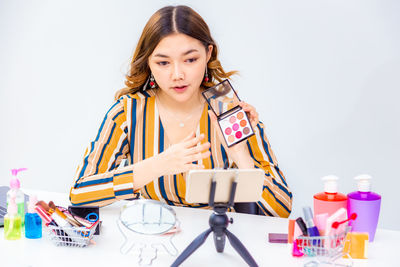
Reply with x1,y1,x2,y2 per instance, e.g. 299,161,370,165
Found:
4,195,22,240
6,168,27,226
25,195,42,239
347,174,381,242
313,175,347,218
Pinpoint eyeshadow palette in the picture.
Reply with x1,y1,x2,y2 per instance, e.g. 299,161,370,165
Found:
202,79,255,147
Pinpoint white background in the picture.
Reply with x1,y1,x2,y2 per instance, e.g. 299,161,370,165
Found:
0,0,399,230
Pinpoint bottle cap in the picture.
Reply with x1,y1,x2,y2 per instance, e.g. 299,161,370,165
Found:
28,195,38,213
10,168,27,189
354,174,372,192
321,175,339,193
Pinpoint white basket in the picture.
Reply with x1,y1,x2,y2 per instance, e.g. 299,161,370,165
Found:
47,222,98,248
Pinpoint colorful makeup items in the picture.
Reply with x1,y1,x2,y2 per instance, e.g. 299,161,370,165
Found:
202,79,254,147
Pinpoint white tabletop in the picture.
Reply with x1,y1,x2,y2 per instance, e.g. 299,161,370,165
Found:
1,190,399,267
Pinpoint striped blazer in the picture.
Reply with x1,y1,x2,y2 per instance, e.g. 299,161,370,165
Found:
70,90,292,217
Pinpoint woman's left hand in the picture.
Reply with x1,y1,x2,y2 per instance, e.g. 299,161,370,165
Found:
208,101,259,168
238,102,259,129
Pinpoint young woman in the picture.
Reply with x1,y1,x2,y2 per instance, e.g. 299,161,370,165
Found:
70,5,292,217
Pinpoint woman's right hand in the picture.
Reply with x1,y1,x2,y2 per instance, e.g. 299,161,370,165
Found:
157,132,211,176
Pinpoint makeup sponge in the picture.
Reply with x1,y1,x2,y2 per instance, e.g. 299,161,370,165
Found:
342,232,369,259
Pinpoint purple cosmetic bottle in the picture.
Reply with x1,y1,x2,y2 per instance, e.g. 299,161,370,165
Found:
347,174,381,242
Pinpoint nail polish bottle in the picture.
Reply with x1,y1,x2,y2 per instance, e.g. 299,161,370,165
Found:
303,207,320,237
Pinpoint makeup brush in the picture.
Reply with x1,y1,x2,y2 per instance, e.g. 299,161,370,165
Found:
36,200,51,212
48,201,82,227
332,213,357,229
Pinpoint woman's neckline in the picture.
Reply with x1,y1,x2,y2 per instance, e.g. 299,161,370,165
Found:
150,92,208,146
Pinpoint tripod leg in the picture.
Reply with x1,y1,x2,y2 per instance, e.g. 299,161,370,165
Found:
171,228,212,267
213,232,226,253
225,230,259,267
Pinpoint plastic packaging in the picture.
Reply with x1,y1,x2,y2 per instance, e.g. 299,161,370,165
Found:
313,175,347,218
25,195,42,239
324,208,347,236
6,168,27,225
347,174,381,242
4,194,22,240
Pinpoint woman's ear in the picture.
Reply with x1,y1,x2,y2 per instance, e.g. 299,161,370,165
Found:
206,45,213,62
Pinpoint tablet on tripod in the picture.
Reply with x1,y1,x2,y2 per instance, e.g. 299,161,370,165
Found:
185,169,264,204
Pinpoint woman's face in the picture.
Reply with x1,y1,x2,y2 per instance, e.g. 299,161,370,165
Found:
148,33,212,103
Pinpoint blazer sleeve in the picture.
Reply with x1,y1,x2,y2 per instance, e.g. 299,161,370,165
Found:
69,97,136,207
247,122,293,217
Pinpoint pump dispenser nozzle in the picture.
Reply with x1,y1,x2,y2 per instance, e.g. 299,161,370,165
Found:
28,195,38,213
321,175,339,193
354,174,372,192
10,168,27,189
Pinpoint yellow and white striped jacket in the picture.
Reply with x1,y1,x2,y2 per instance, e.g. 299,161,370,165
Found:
70,90,292,217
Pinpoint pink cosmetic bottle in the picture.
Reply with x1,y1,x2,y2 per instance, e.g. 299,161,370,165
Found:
313,175,347,218
347,174,381,242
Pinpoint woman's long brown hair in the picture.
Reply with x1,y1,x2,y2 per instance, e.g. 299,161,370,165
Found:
115,5,237,100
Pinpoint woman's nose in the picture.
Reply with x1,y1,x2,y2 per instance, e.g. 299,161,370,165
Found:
171,63,184,80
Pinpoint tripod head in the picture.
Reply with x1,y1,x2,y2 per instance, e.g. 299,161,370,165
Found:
208,171,238,214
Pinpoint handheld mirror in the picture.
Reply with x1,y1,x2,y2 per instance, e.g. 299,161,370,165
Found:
117,199,179,265
119,199,177,235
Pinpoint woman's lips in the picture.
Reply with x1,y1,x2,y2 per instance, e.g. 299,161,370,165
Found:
173,85,188,93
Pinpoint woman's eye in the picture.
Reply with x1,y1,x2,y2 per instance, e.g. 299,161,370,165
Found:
157,61,169,66
186,58,198,63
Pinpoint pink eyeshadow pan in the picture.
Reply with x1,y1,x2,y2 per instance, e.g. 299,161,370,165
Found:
243,127,250,135
228,135,235,143
229,116,236,123
235,131,242,138
225,127,232,135
232,123,239,131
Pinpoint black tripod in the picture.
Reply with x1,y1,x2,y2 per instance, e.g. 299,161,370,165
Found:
171,172,258,267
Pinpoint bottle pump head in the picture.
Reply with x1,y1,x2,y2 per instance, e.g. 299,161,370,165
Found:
28,195,38,213
354,174,372,192
10,168,27,189
321,175,339,193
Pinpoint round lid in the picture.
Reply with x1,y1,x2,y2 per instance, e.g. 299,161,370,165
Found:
354,174,372,192
321,175,339,193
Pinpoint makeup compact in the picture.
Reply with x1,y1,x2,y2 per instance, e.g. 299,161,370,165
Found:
202,79,254,147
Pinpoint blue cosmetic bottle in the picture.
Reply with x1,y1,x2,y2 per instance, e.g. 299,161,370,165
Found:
25,195,42,239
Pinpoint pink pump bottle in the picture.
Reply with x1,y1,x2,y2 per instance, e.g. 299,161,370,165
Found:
347,174,381,242
313,175,347,218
